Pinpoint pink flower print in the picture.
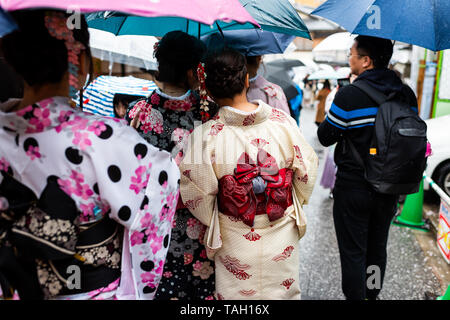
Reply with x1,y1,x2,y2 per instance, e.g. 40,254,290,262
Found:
193,260,202,271
163,271,173,278
205,296,214,300
80,203,95,219
140,213,153,229
55,110,74,133
69,116,89,133
88,121,107,136
264,85,278,98
39,98,54,109
0,157,10,172
16,105,33,117
130,231,145,246
150,93,160,105
144,223,159,240
163,100,192,111
150,235,163,254
130,166,150,195
187,218,198,228
27,107,51,133
72,131,92,151
154,260,164,276
70,170,85,184
200,249,207,259
76,184,94,200
58,178,74,196
141,272,156,284
26,146,41,160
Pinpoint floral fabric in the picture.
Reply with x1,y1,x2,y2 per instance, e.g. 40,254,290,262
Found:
125,89,216,300
0,96,180,299
247,76,291,115
179,100,319,299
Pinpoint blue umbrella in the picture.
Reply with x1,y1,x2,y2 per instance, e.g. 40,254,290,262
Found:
0,7,17,37
311,0,450,51
201,29,295,56
87,0,310,39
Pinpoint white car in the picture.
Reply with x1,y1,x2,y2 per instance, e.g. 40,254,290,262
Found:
424,115,450,196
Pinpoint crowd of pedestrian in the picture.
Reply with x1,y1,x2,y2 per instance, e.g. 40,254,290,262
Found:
0,8,423,302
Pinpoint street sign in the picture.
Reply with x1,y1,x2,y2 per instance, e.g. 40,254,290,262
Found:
437,199,450,264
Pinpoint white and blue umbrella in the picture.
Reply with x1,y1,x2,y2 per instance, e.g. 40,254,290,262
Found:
76,75,157,116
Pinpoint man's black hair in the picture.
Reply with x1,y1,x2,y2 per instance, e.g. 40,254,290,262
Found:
354,35,394,69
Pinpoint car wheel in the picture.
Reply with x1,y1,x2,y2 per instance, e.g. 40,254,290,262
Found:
436,162,450,197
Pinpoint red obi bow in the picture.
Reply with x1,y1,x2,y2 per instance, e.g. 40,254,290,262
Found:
218,150,293,227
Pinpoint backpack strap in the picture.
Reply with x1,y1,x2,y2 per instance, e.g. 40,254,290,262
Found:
351,80,389,106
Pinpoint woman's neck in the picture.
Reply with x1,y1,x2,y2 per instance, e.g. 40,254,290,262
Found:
159,82,189,97
218,92,258,113
14,79,69,111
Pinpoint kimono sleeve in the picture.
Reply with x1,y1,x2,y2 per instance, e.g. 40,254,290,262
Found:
287,117,319,205
90,125,180,299
179,125,222,257
179,125,218,226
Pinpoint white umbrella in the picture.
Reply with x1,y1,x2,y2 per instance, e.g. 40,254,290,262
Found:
313,32,356,64
307,69,340,80
89,28,158,71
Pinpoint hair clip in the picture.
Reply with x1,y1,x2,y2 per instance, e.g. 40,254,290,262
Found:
153,41,160,58
197,62,210,122
44,11,86,102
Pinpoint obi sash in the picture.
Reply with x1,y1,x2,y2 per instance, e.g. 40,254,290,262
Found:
0,172,121,299
218,149,293,227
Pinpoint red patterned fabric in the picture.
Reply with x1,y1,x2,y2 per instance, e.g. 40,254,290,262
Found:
218,150,293,227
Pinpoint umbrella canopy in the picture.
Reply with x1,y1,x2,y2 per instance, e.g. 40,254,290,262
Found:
77,75,157,116
266,59,305,70
0,0,259,28
307,69,340,80
0,7,17,37
89,28,158,71
311,0,450,51
87,0,308,39
262,65,299,101
239,0,311,39
202,29,295,56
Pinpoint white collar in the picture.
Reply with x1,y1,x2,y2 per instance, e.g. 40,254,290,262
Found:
155,87,191,100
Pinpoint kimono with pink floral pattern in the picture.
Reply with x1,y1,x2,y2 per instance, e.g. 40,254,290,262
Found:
0,96,180,300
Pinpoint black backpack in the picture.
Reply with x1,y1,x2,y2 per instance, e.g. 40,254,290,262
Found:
346,80,427,195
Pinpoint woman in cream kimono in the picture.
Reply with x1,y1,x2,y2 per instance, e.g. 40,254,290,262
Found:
179,48,318,300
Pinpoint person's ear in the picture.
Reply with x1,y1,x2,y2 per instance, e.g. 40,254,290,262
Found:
362,55,373,69
186,69,199,89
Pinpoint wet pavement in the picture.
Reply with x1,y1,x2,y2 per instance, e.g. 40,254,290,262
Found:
297,105,443,300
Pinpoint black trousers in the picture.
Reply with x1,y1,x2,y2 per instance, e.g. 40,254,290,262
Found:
332,181,398,300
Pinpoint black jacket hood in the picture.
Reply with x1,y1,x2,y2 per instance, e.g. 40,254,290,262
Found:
354,68,404,95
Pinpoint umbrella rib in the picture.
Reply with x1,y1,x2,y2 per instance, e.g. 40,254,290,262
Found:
215,22,225,38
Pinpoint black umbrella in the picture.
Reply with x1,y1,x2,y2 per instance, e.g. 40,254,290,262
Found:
262,64,299,101
265,58,304,70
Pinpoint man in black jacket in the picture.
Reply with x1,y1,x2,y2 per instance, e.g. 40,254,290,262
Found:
317,35,418,300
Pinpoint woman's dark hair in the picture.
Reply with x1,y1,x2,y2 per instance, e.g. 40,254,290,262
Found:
154,31,206,86
204,47,248,100
245,55,260,67
1,9,91,87
355,35,393,69
323,79,331,90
